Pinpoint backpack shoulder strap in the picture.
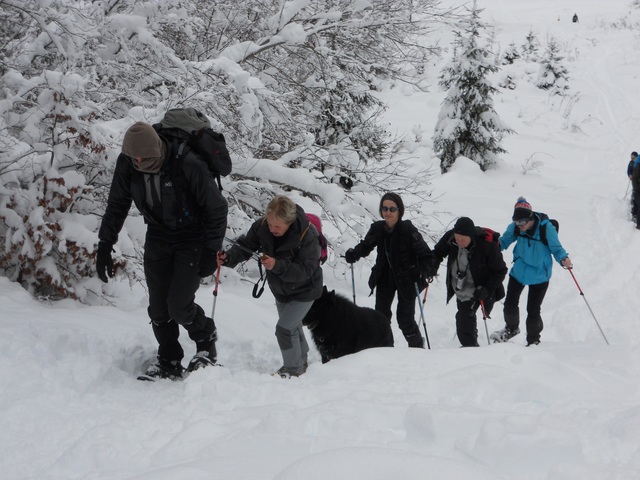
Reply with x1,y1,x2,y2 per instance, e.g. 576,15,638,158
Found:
537,213,550,245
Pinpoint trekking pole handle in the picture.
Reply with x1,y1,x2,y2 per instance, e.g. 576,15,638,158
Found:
213,265,221,297
567,267,584,295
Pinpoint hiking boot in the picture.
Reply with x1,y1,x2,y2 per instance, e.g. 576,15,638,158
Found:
526,340,540,347
187,347,217,372
139,357,185,381
406,333,425,349
274,366,305,379
490,327,520,343
188,331,218,372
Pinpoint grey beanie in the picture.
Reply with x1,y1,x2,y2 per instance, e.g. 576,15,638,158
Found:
122,122,163,158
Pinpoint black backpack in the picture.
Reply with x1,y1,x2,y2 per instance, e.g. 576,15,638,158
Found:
515,213,559,246
153,107,232,190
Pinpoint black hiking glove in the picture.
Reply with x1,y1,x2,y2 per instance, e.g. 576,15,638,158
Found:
96,241,114,283
198,249,217,277
473,286,490,301
344,248,357,264
404,266,422,283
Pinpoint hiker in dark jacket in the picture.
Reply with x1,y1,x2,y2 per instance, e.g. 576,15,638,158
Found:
491,197,571,346
96,122,228,380
631,154,640,228
344,192,435,348
627,151,638,220
430,217,508,347
219,195,323,378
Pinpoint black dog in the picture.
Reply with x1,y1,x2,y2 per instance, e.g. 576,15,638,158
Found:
302,286,394,363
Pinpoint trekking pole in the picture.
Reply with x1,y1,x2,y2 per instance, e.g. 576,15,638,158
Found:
567,268,610,345
479,300,491,345
211,265,221,319
415,282,431,350
223,236,261,261
350,263,357,304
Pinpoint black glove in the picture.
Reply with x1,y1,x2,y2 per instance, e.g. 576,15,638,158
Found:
344,248,357,264
198,249,217,277
96,241,114,283
473,286,490,301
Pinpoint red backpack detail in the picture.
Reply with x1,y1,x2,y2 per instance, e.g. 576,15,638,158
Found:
305,213,328,264
483,227,501,244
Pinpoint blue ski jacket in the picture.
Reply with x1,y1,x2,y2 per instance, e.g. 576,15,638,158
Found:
499,214,568,285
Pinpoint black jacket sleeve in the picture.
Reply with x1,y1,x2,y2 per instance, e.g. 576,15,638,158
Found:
351,222,382,260
224,219,263,268
98,154,134,245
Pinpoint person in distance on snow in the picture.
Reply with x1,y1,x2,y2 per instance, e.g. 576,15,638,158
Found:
344,192,435,348
218,195,323,379
627,151,638,221
491,197,572,346
430,217,507,347
96,122,228,380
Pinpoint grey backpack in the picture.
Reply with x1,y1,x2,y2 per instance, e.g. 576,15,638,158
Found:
154,107,232,190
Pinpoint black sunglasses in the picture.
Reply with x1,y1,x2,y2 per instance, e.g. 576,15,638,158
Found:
514,218,530,226
381,206,399,212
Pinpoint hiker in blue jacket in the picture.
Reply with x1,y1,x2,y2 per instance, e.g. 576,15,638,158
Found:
490,197,572,346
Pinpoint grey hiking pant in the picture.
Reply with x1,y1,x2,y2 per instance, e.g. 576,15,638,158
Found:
275,300,312,372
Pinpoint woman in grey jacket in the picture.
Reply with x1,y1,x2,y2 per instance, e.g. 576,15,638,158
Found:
219,195,323,378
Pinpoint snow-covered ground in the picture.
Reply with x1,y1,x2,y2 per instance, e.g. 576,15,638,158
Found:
3,1,640,479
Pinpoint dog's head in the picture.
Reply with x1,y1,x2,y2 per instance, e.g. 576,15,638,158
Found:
302,285,335,329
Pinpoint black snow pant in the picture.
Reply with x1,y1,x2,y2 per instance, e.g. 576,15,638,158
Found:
455,297,495,347
634,192,640,226
503,275,549,344
144,236,216,362
375,273,422,348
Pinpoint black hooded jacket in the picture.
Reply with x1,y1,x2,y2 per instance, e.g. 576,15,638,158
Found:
224,205,323,303
431,226,507,303
350,220,435,296
98,136,228,251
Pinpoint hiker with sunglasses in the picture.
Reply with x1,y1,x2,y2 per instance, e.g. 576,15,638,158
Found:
490,197,572,346
344,192,435,348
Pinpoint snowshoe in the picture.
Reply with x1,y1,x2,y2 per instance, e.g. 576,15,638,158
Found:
490,327,520,343
137,357,185,382
272,365,306,379
187,350,218,372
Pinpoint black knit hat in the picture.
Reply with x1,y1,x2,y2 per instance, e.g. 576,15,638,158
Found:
379,192,404,219
454,217,476,238
512,196,533,222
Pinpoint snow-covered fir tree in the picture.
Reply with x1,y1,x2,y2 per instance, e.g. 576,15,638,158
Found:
521,29,540,61
432,1,514,173
536,36,570,94
502,42,521,65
